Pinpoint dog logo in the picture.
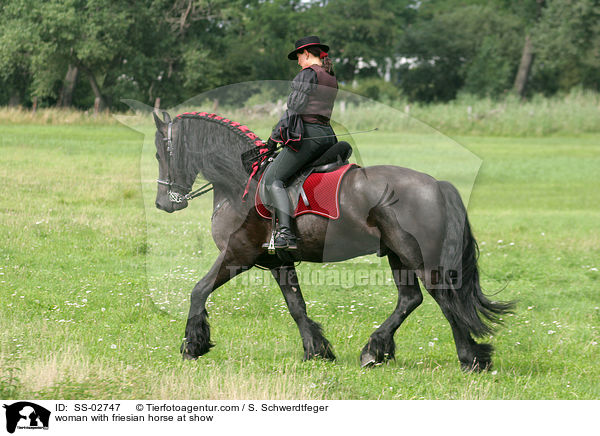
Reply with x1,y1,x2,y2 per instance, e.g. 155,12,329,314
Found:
2,402,50,433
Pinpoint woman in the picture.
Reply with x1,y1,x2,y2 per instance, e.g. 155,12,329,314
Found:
263,36,338,251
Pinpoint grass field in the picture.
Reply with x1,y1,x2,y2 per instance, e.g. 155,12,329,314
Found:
0,112,598,400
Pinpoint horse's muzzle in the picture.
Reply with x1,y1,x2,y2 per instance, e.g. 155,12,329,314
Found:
155,194,188,213
155,197,174,213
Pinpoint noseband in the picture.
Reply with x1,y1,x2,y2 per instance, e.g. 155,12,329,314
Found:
157,122,213,203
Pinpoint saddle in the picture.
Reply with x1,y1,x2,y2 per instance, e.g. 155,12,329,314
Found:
257,141,354,219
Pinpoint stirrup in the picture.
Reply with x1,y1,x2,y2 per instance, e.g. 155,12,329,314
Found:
262,230,276,255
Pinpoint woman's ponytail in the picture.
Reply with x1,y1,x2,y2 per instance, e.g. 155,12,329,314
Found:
321,54,334,76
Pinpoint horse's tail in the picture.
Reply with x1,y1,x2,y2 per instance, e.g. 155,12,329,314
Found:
437,181,515,338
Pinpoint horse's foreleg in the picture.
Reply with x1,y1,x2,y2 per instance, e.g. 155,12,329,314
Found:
360,253,423,367
271,265,335,361
181,250,249,360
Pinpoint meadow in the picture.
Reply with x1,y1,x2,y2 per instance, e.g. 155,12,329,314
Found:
0,100,598,400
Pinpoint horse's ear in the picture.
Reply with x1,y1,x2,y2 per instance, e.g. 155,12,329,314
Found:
162,111,171,123
153,111,165,131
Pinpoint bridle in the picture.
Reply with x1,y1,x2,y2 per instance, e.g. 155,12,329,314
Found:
157,121,213,203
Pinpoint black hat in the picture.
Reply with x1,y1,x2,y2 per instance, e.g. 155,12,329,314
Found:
287,36,329,60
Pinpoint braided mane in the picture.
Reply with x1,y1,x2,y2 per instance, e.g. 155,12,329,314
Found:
176,111,265,148
172,111,268,203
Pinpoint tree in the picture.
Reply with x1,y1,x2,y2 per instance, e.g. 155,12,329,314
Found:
0,0,37,106
513,34,535,97
398,2,523,101
318,0,411,83
507,0,546,97
532,0,600,93
0,0,157,109
2,0,598,108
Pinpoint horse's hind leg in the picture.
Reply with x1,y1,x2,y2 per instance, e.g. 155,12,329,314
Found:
360,252,423,367
271,265,335,361
426,288,493,371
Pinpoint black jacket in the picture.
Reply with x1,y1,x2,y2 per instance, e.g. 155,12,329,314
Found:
269,67,318,147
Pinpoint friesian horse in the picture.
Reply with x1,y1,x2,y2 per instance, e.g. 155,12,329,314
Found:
152,110,513,371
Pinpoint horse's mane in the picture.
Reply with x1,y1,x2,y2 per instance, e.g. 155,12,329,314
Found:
173,111,266,201
175,111,265,149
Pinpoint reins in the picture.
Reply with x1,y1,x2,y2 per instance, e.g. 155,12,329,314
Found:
186,182,214,200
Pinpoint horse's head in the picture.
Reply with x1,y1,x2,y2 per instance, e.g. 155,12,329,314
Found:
153,111,190,213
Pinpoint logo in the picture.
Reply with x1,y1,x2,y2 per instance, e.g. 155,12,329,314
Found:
2,402,50,434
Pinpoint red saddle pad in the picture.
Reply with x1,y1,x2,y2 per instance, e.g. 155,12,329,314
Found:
255,164,358,220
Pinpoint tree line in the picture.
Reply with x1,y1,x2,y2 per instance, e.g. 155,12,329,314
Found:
1,0,598,111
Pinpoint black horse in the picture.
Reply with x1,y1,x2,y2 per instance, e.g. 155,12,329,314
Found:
152,110,513,371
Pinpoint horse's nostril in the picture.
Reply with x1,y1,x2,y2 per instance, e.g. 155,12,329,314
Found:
155,198,174,213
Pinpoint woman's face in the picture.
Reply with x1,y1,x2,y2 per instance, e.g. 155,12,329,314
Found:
296,50,312,69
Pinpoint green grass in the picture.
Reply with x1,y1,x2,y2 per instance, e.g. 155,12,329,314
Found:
0,117,598,400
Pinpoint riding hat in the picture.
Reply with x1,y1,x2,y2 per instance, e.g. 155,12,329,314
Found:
287,36,329,60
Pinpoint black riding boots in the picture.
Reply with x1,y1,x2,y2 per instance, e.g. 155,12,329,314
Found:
269,180,297,250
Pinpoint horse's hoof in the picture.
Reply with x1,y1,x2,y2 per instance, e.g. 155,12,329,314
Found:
180,341,199,360
304,350,336,362
182,354,198,361
461,360,491,373
360,353,377,368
